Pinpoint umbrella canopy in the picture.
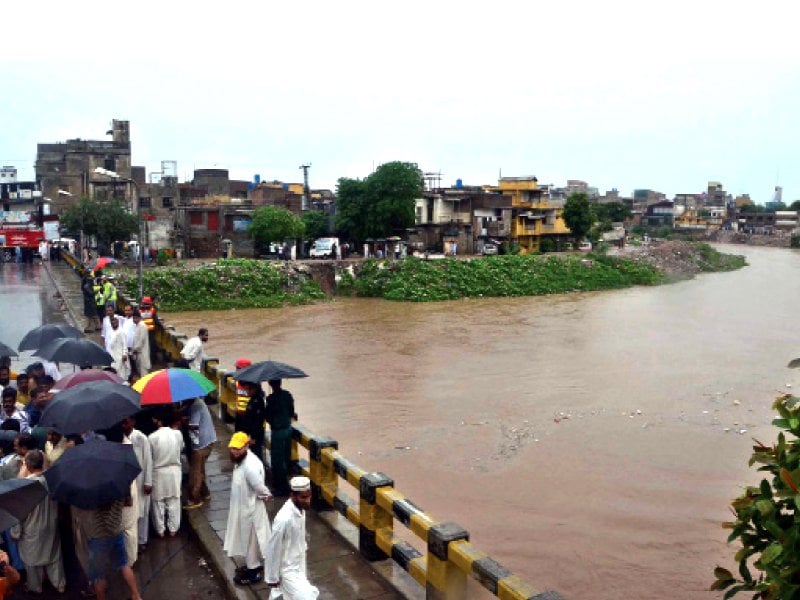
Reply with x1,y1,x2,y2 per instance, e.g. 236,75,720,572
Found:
0,341,18,358
44,440,141,510
18,323,82,352
132,368,216,406
39,380,141,435
89,257,117,271
52,369,125,391
0,479,48,530
34,338,112,367
234,360,308,384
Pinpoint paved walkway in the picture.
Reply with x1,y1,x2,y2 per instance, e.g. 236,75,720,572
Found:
43,260,405,600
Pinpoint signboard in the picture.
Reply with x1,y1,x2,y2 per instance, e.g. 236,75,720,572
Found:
43,221,59,241
0,229,44,248
0,211,31,224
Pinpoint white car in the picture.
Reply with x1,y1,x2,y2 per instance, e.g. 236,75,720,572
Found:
482,243,499,256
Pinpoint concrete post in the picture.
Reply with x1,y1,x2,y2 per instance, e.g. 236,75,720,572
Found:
358,472,394,561
308,435,338,511
426,522,469,599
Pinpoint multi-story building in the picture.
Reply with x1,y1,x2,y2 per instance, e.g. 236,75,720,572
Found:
491,176,571,253
36,119,133,214
411,181,511,254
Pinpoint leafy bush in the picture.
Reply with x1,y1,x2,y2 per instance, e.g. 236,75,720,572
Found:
118,259,325,311
352,255,664,302
713,394,800,599
694,243,747,272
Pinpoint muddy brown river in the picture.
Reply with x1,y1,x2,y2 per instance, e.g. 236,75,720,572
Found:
164,245,800,599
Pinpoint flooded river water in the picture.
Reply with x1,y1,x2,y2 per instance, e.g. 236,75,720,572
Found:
164,245,800,599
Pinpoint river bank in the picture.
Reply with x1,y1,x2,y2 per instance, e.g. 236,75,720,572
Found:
113,241,745,310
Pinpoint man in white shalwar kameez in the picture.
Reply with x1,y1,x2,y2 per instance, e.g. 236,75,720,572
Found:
130,311,151,379
223,432,272,586
121,435,139,565
12,450,65,595
107,317,130,381
148,411,183,537
122,417,152,549
266,476,319,600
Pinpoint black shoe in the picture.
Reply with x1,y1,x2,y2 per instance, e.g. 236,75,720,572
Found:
234,569,263,586
235,565,262,576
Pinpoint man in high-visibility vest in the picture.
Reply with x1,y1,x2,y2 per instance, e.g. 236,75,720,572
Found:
93,273,106,329
234,358,252,415
102,275,118,308
139,297,157,332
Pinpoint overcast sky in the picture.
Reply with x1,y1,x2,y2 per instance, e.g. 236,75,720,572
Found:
3,0,799,202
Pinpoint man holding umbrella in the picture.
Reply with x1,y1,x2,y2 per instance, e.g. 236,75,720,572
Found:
265,380,296,497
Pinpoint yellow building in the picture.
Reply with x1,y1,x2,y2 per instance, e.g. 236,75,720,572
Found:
492,177,571,252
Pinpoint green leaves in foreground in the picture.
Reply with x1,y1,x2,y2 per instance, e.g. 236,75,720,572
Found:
714,394,800,599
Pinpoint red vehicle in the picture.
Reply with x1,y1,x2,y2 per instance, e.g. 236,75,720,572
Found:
0,218,45,262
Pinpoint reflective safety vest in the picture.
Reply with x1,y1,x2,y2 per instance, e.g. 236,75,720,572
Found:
93,282,104,306
103,282,117,306
140,307,156,331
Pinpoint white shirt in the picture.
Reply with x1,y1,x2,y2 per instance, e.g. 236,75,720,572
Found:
266,497,319,600
223,451,271,559
148,427,184,500
121,316,136,349
180,336,204,371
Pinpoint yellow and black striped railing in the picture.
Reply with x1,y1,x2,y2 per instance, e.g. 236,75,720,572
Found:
61,249,564,600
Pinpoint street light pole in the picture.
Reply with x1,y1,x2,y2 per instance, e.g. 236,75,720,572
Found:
57,189,80,258
93,167,143,301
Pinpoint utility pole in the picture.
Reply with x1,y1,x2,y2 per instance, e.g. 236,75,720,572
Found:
299,164,311,211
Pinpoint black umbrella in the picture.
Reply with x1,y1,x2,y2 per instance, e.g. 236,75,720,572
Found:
40,380,140,435
0,479,48,530
44,440,141,510
18,324,82,352
34,338,112,367
0,341,18,358
234,360,308,384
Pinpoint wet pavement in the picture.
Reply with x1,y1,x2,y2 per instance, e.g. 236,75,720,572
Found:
0,262,227,600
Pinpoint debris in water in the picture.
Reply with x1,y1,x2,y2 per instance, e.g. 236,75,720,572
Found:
738,429,748,435
733,400,741,406
723,428,730,432
702,410,709,414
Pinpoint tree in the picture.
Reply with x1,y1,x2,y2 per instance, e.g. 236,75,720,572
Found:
563,192,593,243
712,393,800,598
301,210,328,240
593,201,631,224
789,200,800,211
59,196,138,250
249,206,305,249
335,161,423,242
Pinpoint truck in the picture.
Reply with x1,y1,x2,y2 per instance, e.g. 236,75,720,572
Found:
0,213,46,262
309,237,340,259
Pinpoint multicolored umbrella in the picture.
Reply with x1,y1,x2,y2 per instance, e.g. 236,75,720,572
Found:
132,368,216,406
89,256,117,271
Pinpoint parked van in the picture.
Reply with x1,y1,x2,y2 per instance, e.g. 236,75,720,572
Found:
309,237,340,259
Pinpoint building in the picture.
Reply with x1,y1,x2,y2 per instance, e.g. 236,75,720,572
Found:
492,176,571,253
36,119,133,214
410,181,511,254
1,167,42,214
643,200,674,228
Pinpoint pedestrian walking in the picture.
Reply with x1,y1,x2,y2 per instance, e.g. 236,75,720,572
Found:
148,409,183,538
11,450,66,595
73,499,143,600
265,476,319,599
180,328,208,372
265,379,296,496
185,397,217,509
130,310,151,380
121,417,152,551
107,316,130,381
81,271,99,333
223,432,272,586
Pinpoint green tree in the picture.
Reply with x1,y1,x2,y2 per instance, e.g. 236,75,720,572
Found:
713,393,800,598
301,210,328,240
739,204,766,213
59,196,138,250
249,206,305,248
335,161,423,242
789,200,800,211
593,201,631,223
563,192,593,243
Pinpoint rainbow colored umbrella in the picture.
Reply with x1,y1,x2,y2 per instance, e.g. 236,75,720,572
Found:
133,368,216,406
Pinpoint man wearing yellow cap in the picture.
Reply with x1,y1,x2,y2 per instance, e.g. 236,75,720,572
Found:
223,432,272,586
265,476,318,599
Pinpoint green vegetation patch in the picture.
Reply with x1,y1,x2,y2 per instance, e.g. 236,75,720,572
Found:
119,259,326,312
353,255,664,302
693,243,747,272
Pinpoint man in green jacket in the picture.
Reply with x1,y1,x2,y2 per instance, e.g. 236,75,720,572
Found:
265,379,296,497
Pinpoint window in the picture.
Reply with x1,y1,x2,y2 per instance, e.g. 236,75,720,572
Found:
104,156,116,171
190,212,203,225
161,197,173,208
139,197,151,209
